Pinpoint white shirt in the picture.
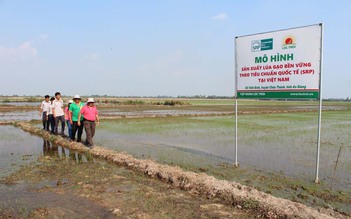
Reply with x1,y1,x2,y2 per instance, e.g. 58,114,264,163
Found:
40,100,51,112
48,102,54,115
53,99,64,116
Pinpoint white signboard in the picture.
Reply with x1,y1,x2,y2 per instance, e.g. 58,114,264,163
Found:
235,24,322,99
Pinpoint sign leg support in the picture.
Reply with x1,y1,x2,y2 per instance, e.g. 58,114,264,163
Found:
234,97,239,167
315,98,322,183
315,23,324,184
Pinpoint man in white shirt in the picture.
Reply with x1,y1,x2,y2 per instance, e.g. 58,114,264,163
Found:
48,97,55,133
39,95,50,130
52,92,66,136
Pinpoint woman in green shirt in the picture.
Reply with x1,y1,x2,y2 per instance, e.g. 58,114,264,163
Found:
69,95,85,142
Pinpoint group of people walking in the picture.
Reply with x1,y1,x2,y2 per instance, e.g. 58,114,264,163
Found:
39,92,99,148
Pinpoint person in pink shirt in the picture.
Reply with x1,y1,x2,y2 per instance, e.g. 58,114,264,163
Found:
78,98,99,148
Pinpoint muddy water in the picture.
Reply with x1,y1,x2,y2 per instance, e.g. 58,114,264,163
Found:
0,102,39,121
94,114,351,191
0,102,40,107
100,109,231,117
0,126,92,178
0,126,112,218
0,126,253,218
0,125,42,178
2,108,350,192
0,108,230,122
0,111,37,121
94,130,229,171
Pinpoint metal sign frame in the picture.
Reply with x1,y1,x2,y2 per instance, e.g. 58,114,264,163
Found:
234,23,323,183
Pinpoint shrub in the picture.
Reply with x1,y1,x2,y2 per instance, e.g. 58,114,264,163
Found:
163,100,184,106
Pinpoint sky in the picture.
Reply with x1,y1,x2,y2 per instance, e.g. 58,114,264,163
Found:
0,0,350,98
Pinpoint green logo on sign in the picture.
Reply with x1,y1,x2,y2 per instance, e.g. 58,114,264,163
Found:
251,38,273,52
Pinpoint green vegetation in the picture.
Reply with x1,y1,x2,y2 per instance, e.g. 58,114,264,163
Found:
161,100,184,106
123,99,145,105
96,109,351,215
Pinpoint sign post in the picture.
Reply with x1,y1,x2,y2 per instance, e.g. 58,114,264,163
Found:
234,24,323,182
315,24,324,183
234,36,239,167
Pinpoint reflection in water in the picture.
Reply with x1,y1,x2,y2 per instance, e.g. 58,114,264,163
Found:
42,139,93,163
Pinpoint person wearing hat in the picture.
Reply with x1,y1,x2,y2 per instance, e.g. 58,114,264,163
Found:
69,95,85,142
78,98,99,148
65,100,74,139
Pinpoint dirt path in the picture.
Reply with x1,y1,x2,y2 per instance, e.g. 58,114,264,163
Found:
8,121,347,219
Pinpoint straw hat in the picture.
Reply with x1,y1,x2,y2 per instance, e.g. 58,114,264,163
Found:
73,95,81,100
68,100,73,104
87,98,95,103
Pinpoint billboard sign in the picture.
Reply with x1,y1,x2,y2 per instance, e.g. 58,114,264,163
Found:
235,24,322,99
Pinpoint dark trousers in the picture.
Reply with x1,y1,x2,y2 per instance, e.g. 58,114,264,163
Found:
48,114,55,133
84,120,96,146
42,112,49,130
66,120,73,139
71,121,84,141
54,115,65,134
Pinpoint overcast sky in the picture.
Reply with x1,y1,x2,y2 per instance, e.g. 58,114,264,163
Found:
0,1,350,98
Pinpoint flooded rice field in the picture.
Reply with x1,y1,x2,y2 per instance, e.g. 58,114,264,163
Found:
0,125,42,178
0,102,234,121
0,102,40,107
0,126,253,218
93,112,351,192
1,100,351,217
1,102,350,191
0,111,38,121
100,109,232,117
